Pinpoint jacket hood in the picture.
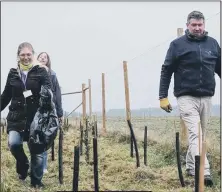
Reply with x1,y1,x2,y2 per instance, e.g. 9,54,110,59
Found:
185,29,208,41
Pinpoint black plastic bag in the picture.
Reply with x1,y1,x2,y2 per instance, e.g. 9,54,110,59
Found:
28,86,59,154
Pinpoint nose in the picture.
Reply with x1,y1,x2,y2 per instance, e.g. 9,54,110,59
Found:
24,55,29,59
194,26,200,31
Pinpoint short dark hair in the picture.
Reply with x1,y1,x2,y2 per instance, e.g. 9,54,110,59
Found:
187,11,205,23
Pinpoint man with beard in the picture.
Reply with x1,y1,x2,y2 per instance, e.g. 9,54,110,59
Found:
158,10,220,187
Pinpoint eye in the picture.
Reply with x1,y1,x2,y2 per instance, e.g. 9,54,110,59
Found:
19,53,32,57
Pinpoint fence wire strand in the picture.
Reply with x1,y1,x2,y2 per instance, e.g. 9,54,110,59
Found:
65,11,220,115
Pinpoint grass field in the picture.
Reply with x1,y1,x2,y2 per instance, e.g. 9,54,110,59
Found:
1,116,220,192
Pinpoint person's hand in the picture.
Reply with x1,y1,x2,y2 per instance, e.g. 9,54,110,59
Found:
34,61,49,72
39,64,49,72
58,117,63,124
160,98,172,113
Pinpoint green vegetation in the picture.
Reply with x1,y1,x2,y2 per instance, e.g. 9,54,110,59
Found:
1,117,220,191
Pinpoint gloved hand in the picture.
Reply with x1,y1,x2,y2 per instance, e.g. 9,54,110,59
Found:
160,98,172,113
58,117,63,124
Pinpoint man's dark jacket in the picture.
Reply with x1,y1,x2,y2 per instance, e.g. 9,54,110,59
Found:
159,29,221,99
0,65,51,140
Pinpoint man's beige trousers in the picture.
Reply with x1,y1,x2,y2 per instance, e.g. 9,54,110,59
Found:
177,95,211,176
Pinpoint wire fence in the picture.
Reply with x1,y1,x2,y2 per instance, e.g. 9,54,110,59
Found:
62,11,220,118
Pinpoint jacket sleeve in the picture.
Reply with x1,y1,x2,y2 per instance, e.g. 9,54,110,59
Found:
1,70,12,111
159,42,177,99
39,67,51,89
215,44,221,78
54,76,63,118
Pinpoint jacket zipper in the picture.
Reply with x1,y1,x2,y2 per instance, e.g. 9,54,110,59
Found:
24,69,33,133
198,44,203,92
19,68,33,133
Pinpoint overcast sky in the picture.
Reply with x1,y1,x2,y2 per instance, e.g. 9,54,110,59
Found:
1,2,220,116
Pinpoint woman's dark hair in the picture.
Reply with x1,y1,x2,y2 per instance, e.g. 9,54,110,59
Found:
37,52,51,70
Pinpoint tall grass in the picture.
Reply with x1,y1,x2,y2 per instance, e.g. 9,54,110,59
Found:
1,117,220,191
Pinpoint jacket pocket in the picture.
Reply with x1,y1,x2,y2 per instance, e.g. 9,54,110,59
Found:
180,68,199,91
6,111,25,122
201,49,218,65
9,100,25,111
174,72,182,92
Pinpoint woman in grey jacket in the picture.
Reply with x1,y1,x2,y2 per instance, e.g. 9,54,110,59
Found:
37,52,63,173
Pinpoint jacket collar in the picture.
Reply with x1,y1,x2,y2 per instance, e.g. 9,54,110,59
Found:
185,29,208,42
16,65,39,78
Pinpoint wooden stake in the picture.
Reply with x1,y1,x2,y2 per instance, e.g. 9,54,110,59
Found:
75,117,78,129
199,141,206,192
174,120,176,130
177,28,184,37
88,79,92,121
180,118,187,145
82,84,86,123
198,122,201,155
123,61,133,158
102,73,106,135
123,61,131,121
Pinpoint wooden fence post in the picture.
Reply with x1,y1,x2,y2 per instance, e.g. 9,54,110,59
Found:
102,73,106,135
123,61,131,122
82,83,86,123
177,28,187,146
88,79,92,121
177,28,183,37
123,61,133,157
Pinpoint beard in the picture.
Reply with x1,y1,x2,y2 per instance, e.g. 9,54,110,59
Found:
192,31,204,37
